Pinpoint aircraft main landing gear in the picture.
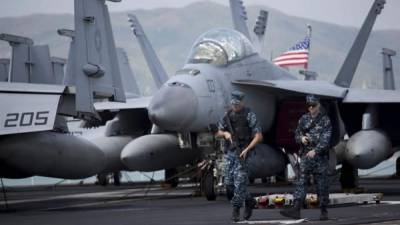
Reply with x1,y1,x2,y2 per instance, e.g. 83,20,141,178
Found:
202,165,216,201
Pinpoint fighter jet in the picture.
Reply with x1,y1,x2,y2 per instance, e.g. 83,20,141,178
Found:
0,0,128,180
109,0,396,199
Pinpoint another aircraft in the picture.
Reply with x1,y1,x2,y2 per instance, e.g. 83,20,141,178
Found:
0,0,128,180
0,0,172,185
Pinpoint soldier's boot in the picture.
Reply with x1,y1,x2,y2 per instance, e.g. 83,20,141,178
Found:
243,198,256,220
231,207,240,222
320,207,328,221
280,200,301,219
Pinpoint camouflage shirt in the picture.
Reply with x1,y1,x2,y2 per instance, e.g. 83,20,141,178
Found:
295,110,332,156
218,107,262,138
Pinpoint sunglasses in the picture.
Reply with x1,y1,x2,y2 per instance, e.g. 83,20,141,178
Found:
307,103,318,108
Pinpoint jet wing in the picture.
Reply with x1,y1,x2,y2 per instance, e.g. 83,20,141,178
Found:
0,82,65,135
94,96,152,111
233,79,400,103
0,82,65,93
343,89,400,103
232,80,347,99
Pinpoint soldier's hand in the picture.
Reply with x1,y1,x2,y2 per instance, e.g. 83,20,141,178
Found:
224,132,233,143
306,150,316,158
240,149,249,159
301,136,310,145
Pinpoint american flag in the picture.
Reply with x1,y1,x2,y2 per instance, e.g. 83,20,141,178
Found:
273,35,310,69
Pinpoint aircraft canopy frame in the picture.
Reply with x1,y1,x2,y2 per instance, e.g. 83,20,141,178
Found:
187,28,255,66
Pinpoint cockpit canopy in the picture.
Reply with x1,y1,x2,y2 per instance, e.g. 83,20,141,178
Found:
187,28,255,66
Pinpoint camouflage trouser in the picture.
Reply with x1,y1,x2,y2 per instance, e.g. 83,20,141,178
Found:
293,156,329,208
224,150,252,208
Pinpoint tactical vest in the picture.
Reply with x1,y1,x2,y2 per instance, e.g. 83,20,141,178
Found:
228,108,251,147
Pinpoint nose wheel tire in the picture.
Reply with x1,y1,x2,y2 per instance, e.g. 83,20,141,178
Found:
202,167,216,201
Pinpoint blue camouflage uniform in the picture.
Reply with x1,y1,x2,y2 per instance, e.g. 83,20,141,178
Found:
293,107,332,209
218,107,262,208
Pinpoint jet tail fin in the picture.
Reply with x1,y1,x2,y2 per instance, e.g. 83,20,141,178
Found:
229,0,251,41
50,57,67,85
71,0,126,114
127,14,168,88
0,33,59,85
116,47,141,98
334,0,385,88
0,58,10,82
57,29,76,86
253,10,268,54
381,48,396,90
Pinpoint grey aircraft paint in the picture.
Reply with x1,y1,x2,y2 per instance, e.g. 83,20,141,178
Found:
119,0,398,181
1,0,396,188
0,0,132,179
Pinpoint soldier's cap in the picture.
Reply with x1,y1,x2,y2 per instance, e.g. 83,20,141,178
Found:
306,94,319,105
231,90,245,105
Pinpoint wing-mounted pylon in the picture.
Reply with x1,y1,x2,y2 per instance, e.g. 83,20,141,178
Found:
127,14,168,88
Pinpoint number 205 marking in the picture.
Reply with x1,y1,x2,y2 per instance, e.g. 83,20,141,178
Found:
4,111,50,127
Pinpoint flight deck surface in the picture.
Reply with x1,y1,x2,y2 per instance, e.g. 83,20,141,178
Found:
1,178,400,225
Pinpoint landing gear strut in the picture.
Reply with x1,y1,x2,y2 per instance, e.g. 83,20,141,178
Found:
97,172,121,186
340,162,358,190
97,173,109,186
113,172,121,186
165,168,179,188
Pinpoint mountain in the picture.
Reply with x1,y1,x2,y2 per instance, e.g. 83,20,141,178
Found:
0,1,399,95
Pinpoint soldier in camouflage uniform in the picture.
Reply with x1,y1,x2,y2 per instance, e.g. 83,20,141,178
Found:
216,90,263,222
280,95,332,221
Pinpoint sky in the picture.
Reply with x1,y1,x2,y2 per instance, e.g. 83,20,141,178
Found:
0,0,399,30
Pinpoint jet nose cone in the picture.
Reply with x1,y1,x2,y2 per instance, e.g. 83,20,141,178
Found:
148,82,198,131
